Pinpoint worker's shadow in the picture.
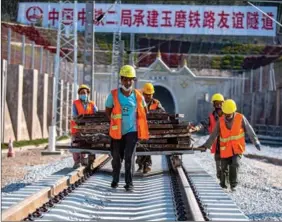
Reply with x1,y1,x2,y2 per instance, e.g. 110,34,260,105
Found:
1,182,31,193
247,212,282,220
2,168,73,193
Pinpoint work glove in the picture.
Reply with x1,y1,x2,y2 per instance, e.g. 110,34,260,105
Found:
255,143,261,151
187,123,199,133
196,145,207,152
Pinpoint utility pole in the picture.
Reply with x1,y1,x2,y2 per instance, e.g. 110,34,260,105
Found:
46,0,78,154
110,0,122,90
118,40,124,88
83,1,95,100
129,33,135,66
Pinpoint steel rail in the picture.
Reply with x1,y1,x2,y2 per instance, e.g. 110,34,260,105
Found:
1,155,109,221
176,166,205,221
2,155,250,221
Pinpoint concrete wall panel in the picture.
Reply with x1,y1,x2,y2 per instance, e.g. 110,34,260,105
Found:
254,92,265,124
3,100,16,143
6,64,29,140
265,91,276,125
47,76,54,130
37,73,49,138
242,93,252,123
23,69,42,139
63,82,70,134
58,80,64,136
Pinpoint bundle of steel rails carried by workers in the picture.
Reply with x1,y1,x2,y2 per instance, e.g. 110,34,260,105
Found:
61,111,206,156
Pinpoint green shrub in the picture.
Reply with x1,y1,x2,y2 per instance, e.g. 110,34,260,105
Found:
221,44,264,55
1,136,69,149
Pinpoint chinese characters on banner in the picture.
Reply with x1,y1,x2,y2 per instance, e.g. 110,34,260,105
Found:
18,3,277,36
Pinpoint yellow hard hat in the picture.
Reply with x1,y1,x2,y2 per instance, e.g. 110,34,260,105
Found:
211,93,224,103
222,99,237,114
143,83,155,94
120,65,136,78
78,84,90,93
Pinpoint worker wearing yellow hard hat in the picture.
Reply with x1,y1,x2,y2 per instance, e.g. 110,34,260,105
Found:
71,84,98,169
188,93,225,180
136,82,165,174
105,65,149,191
198,99,261,192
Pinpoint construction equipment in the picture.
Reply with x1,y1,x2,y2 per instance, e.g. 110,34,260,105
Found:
58,111,205,157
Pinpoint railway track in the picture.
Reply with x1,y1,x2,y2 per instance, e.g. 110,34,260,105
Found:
2,155,249,221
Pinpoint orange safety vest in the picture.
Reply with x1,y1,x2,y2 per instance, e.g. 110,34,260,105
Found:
70,100,96,135
149,99,160,110
219,113,245,159
208,113,217,154
109,89,149,140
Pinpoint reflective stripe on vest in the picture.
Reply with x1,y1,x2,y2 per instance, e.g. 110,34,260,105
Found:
220,132,245,143
109,89,149,140
208,113,217,154
111,114,122,119
219,113,246,158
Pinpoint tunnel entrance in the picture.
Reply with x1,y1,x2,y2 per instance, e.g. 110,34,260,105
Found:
153,85,176,114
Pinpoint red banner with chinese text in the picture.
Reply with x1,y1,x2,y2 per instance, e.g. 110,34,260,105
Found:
17,3,277,37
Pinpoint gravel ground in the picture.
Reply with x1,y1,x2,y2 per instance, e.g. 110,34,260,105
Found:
1,148,73,194
191,135,282,221
245,144,282,160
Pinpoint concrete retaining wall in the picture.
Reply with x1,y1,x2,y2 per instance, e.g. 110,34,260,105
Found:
37,73,49,138
6,64,30,141
22,69,42,140
1,59,109,142
1,60,74,142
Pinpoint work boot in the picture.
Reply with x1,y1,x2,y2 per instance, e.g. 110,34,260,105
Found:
111,181,118,188
220,183,227,189
124,184,134,191
87,155,96,169
81,157,88,166
143,165,151,174
73,162,82,169
216,171,221,180
137,164,143,172
231,186,237,192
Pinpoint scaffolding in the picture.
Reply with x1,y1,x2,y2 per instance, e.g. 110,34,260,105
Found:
83,1,95,100
110,0,122,90
47,0,78,153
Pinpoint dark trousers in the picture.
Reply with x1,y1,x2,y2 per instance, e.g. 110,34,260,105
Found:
220,154,241,188
136,155,152,167
214,152,221,179
111,132,138,185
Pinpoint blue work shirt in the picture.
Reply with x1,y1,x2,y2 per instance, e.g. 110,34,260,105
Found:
72,100,98,117
105,89,146,135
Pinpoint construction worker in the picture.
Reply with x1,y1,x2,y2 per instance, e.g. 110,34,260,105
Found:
188,93,225,179
71,84,98,169
136,82,165,174
197,99,261,191
105,65,149,191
